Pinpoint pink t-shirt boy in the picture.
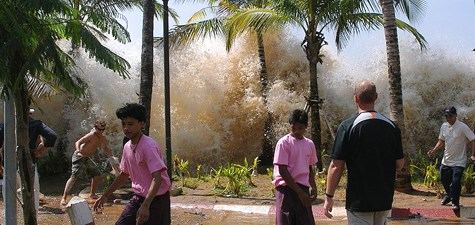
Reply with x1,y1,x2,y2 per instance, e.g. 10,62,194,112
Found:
94,103,171,225
121,135,171,197
273,109,318,225
273,134,318,187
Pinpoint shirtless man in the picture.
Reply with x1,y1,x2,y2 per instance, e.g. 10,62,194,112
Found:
60,120,120,205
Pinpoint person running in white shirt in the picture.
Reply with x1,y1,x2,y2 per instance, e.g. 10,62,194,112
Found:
428,106,475,210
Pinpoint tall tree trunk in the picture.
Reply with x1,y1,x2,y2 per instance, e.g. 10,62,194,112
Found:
256,32,274,166
304,2,323,172
380,0,413,192
14,84,37,225
10,49,37,224
139,0,155,135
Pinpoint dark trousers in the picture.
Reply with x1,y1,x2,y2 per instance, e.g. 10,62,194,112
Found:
275,184,315,225
440,164,464,205
116,193,170,225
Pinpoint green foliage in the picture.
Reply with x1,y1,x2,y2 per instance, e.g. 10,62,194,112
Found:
462,164,475,194
183,178,200,189
423,159,440,190
266,168,274,181
196,164,203,180
220,163,249,197
174,155,191,187
37,147,70,177
225,0,427,52
211,166,224,189
235,157,259,187
210,158,258,197
409,150,435,182
266,167,275,197
316,171,327,195
411,157,442,194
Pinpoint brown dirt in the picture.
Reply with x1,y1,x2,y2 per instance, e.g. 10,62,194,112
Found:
3,174,475,224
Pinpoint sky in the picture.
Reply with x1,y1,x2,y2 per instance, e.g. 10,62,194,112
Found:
119,0,475,58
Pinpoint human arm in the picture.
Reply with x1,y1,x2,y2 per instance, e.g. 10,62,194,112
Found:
324,160,345,218
93,172,129,211
427,139,445,157
469,140,475,161
309,165,317,199
38,122,57,148
75,133,93,152
136,170,162,225
279,165,312,207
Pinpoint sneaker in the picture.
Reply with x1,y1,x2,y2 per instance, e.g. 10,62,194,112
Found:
441,196,451,205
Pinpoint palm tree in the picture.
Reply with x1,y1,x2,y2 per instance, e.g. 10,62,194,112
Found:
140,0,156,135
1,1,86,223
63,0,136,78
226,0,426,171
162,0,277,165
377,0,425,192
60,0,177,134
140,0,179,135
1,0,156,222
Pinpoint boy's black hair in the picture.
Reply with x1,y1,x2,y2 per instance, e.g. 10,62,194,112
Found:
288,109,308,125
116,103,147,122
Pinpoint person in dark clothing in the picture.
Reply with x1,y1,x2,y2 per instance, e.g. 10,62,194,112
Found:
0,109,57,157
324,81,405,225
0,108,57,210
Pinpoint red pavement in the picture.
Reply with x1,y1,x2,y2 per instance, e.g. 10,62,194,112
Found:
172,202,464,219
390,207,459,219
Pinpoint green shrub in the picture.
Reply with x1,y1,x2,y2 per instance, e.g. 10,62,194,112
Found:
211,159,256,197
463,164,475,194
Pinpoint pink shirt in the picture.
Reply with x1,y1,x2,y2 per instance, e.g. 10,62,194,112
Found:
120,135,171,197
272,134,318,187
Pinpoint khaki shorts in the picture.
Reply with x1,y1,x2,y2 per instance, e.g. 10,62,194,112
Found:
71,151,100,179
347,210,390,225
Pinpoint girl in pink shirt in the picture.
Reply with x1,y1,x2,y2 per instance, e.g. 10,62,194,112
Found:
273,109,318,225
94,103,171,225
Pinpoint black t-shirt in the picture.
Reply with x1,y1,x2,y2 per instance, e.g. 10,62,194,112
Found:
332,111,404,212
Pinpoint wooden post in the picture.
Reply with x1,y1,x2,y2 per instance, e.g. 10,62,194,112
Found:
3,93,17,225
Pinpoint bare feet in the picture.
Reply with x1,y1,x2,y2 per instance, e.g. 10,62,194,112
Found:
60,198,68,206
39,198,47,205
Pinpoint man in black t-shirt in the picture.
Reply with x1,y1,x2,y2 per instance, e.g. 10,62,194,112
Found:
323,81,405,224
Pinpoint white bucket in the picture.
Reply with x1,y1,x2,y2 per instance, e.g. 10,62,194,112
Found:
65,196,95,225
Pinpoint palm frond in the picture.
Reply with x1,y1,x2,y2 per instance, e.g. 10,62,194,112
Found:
394,18,427,49
187,6,225,23
14,32,86,96
270,0,307,26
333,12,426,51
69,25,131,79
155,2,180,24
26,76,58,98
333,12,381,50
361,0,425,22
86,10,131,43
395,0,426,22
225,8,291,50
157,17,225,47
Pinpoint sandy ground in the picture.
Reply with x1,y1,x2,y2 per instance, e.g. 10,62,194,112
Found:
2,174,475,224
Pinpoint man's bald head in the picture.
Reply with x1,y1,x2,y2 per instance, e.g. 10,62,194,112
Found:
354,80,377,104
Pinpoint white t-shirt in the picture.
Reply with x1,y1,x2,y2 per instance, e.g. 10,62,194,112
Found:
439,120,475,167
